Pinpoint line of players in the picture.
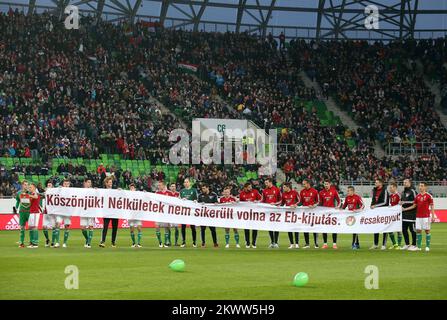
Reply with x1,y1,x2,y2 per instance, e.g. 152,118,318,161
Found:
15,176,435,251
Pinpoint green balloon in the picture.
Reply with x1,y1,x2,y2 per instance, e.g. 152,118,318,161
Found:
169,259,185,272
293,272,309,287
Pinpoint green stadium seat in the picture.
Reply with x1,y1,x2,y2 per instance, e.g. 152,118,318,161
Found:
346,139,356,149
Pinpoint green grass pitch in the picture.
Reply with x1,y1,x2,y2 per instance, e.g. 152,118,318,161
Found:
1,225,446,300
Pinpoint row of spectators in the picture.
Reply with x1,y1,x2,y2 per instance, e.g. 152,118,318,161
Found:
0,159,252,196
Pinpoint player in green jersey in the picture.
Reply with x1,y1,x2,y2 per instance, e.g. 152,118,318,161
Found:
179,178,198,247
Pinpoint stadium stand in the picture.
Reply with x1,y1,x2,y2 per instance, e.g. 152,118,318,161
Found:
0,11,446,196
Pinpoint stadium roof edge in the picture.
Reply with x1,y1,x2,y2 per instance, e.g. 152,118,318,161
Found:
0,0,446,40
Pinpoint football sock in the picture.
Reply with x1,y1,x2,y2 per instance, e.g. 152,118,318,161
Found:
174,228,179,245
82,229,88,242
130,231,136,245
225,233,230,245
426,233,431,248
417,233,422,248
20,226,25,244
88,230,93,245
137,231,142,245
389,233,396,245
43,230,49,241
156,230,162,244
63,230,70,244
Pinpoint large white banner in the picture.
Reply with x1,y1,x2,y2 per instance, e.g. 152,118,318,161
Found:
45,188,402,233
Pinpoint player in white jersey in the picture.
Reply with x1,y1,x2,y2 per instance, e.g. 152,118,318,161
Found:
53,179,72,248
41,180,55,247
80,178,94,248
128,183,143,248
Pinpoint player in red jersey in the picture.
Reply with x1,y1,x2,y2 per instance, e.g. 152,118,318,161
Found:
262,178,282,248
299,179,320,249
168,182,180,246
387,182,402,250
342,186,365,250
319,180,341,249
281,182,300,249
239,182,262,248
220,186,240,248
405,182,435,252
155,181,173,247
27,183,41,248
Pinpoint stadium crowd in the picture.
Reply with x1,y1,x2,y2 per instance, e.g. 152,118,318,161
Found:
290,39,447,145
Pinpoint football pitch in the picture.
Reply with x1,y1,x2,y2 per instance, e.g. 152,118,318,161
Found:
0,225,446,300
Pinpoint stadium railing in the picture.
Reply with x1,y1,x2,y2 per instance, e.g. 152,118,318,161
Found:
385,142,447,156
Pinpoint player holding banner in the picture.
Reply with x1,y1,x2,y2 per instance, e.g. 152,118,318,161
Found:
370,178,390,250
239,182,262,249
169,182,180,246
319,180,341,249
53,179,72,248
219,186,240,248
41,180,55,247
155,181,173,247
342,186,365,250
387,182,402,249
128,183,143,248
300,179,320,249
262,178,282,248
179,178,198,248
281,182,300,249
80,178,94,248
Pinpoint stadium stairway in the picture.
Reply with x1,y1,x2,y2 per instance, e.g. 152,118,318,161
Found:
299,70,386,158
299,71,359,131
190,74,240,118
147,96,188,129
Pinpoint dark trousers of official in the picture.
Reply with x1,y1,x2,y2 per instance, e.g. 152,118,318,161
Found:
373,233,387,246
268,231,279,244
102,218,118,244
304,233,318,246
352,234,360,246
323,233,337,244
201,226,217,245
288,232,299,244
402,221,416,246
181,224,197,244
244,229,258,246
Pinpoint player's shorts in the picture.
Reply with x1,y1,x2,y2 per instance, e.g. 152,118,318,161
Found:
55,215,72,226
128,219,142,227
80,217,94,227
28,213,40,228
42,214,55,228
416,217,431,230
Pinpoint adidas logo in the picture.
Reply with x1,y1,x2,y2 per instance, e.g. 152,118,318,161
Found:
6,215,20,230
93,217,103,229
121,219,129,228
